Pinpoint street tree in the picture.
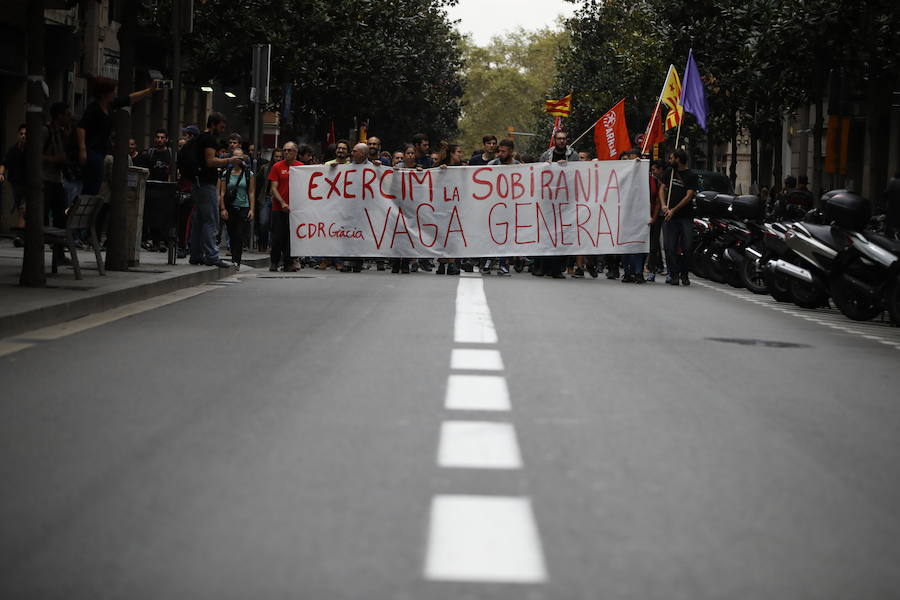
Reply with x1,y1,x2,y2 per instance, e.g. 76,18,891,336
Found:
182,0,464,150
551,0,669,156
457,27,568,158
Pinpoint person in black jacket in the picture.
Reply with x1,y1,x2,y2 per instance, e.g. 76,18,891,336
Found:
0,124,27,245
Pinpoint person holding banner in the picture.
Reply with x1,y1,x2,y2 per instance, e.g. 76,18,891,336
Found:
412,133,434,168
533,131,579,278
468,135,498,166
342,143,380,272
659,149,698,286
484,139,522,276
616,149,644,282
434,142,463,275
324,140,350,166
390,144,424,274
540,130,579,164
645,160,667,281
267,141,303,272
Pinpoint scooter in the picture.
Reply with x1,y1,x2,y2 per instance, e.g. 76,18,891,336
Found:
828,228,899,321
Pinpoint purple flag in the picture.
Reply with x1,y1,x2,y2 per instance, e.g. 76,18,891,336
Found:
680,49,708,131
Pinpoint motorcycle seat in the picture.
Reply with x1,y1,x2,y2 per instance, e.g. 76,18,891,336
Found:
863,231,900,254
800,223,837,247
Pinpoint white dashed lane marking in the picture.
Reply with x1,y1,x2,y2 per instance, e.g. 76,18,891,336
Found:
694,280,900,350
424,273,547,586
444,374,511,411
437,421,523,469
424,495,548,583
454,277,498,344
451,348,505,371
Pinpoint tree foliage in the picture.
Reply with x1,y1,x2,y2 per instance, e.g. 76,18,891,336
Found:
457,27,567,157
553,0,669,155
141,0,465,150
555,0,900,175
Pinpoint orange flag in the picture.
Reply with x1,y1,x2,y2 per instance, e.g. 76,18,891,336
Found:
594,99,631,160
640,106,666,154
545,94,572,117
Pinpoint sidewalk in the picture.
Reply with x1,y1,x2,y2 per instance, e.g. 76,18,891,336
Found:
0,239,269,339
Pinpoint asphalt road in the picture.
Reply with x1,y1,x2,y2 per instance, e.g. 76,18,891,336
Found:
2,267,899,599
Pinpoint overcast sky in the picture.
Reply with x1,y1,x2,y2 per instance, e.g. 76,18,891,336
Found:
444,0,577,46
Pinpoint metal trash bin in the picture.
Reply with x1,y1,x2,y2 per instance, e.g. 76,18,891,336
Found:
126,166,149,266
144,180,179,265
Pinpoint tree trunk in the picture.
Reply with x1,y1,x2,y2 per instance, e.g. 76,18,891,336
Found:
729,111,738,190
773,115,784,194
865,75,892,208
759,123,775,192
20,0,46,287
812,95,824,198
105,4,136,271
749,126,759,192
167,0,182,183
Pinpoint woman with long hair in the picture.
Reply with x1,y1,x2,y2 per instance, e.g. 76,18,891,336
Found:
436,141,463,168
390,144,423,274
217,148,255,269
434,141,462,275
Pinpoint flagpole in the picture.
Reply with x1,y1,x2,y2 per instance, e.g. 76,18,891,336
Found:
641,99,663,156
569,118,598,147
665,119,683,209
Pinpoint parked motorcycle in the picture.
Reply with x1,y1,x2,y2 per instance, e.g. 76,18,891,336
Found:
767,191,898,319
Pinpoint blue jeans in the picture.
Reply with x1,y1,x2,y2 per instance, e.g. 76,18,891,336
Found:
622,253,646,276
189,183,220,263
257,195,272,249
663,217,694,277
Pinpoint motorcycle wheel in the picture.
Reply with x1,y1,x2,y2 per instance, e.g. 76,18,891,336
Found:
789,279,829,309
691,245,708,279
740,257,768,294
764,269,793,302
706,251,727,283
886,277,900,326
724,254,744,288
830,275,883,321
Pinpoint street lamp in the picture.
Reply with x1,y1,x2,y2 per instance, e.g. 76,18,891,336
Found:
224,91,236,98
200,85,213,93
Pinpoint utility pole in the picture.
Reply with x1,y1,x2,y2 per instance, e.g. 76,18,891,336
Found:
20,0,46,287
106,1,137,271
167,0,182,182
251,44,271,162
167,0,191,182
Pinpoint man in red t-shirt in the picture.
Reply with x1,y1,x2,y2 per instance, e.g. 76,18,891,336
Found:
267,141,303,271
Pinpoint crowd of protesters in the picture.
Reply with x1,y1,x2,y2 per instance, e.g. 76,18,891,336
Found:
0,79,702,284
253,127,696,284
0,93,695,282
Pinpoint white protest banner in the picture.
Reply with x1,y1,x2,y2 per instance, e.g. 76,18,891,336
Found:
289,160,650,257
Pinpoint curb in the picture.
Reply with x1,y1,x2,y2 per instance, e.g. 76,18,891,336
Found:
0,256,269,339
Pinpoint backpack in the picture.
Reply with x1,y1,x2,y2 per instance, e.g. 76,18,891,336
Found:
221,167,247,206
177,136,202,180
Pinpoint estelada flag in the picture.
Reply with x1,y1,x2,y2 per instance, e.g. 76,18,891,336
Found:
593,99,631,160
660,65,683,130
545,94,572,117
